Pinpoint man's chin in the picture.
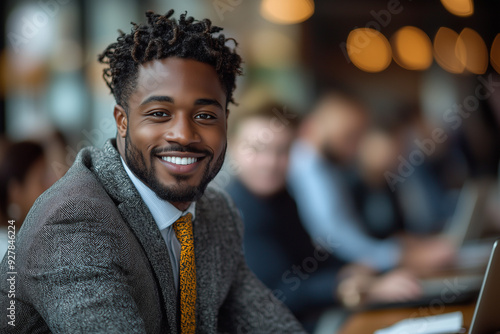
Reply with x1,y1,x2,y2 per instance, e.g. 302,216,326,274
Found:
157,173,202,189
152,180,207,203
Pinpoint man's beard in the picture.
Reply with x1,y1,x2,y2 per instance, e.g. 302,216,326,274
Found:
124,133,226,203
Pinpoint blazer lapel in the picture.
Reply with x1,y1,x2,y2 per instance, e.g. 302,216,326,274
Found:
118,199,178,333
89,139,178,333
192,196,218,331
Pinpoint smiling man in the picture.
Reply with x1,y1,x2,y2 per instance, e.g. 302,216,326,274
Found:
0,10,304,333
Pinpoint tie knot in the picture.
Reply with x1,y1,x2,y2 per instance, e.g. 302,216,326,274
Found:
173,213,194,242
175,212,193,225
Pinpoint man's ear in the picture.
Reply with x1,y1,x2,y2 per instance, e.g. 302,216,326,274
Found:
114,105,128,138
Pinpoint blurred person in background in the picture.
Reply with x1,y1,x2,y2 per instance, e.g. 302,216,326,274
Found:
288,92,456,278
348,111,452,238
226,102,343,329
0,141,55,256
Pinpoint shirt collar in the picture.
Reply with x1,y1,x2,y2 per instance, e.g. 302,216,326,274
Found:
121,157,196,231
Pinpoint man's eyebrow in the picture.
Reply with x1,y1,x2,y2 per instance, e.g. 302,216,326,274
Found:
195,98,223,110
140,95,174,106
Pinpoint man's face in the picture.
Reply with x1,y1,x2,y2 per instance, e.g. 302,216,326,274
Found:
116,57,228,204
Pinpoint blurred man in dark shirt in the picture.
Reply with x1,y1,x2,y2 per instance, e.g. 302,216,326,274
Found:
226,103,342,327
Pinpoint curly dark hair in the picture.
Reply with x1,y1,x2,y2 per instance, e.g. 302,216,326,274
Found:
98,10,243,111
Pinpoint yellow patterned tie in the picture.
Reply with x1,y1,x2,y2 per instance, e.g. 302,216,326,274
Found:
173,213,196,334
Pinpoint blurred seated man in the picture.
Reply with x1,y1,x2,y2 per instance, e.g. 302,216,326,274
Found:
0,141,55,256
288,92,456,276
226,103,342,324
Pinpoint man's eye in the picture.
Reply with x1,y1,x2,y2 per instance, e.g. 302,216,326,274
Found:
195,113,216,120
151,111,169,117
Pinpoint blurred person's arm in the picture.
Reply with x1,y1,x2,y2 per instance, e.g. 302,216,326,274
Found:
288,142,401,271
399,234,457,276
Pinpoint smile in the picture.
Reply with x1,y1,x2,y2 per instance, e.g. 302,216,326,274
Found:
160,156,198,165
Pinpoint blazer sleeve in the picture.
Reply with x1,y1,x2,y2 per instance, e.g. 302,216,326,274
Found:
217,193,306,334
19,197,147,333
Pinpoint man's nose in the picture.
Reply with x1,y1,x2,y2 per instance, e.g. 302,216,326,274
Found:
163,114,201,147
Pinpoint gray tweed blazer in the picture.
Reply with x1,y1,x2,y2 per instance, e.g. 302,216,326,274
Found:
0,139,305,333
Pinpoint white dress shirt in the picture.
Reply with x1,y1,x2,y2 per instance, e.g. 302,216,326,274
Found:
121,158,196,290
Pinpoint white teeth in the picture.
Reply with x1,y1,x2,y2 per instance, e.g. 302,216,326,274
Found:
160,156,198,165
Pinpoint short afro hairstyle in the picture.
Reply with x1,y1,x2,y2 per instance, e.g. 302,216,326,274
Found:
98,10,243,110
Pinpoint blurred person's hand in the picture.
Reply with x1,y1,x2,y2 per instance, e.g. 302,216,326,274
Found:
400,235,457,276
337,265,422,308
364,269,422,304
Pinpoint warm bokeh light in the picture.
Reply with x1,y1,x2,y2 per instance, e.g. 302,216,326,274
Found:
433,27,465,74
391,26,433,71
491,34,500,74
440,0,474,17
347,28,392,73
260,0,314,25
456,28,488,74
